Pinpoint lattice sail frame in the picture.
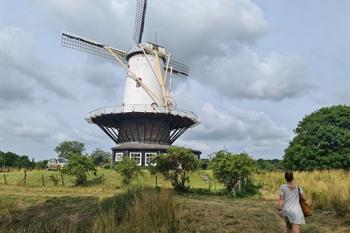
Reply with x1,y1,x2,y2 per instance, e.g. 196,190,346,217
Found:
133,0,148,44
61,32,127,63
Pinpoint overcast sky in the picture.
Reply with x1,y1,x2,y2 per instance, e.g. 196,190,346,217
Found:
0,0,349,160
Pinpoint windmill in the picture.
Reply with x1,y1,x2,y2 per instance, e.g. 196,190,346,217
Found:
61,0,199,166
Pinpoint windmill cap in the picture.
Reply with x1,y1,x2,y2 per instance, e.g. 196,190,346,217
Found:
126,42,166,61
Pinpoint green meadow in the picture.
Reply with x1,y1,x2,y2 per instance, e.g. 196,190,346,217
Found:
0,169,349,232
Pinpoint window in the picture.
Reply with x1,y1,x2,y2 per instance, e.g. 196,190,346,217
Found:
58,158,68,163
115,153,123,162
136,78,142,88
145,153,157,166
130,152,142,165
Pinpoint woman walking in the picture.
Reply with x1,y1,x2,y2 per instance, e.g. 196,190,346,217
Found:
278,170,306,233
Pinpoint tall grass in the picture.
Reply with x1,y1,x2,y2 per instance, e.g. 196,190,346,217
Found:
255,170,350,215
0,188,178,233
92,188,178,233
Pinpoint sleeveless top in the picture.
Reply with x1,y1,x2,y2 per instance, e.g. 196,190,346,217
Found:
279,184,305,224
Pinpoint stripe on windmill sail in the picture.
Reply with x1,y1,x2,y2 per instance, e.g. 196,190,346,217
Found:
132,0,148,44
61,32,127,63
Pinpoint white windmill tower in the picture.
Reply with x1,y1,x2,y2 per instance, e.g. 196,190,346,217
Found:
61,0,199,165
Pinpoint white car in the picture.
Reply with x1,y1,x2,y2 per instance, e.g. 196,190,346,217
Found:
47,158,69,170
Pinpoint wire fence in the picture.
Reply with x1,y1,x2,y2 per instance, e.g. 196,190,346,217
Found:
0,169,105,187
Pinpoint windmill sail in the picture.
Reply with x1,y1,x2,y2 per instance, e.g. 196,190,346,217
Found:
132,0,148,44
61,32,127,63
167,59,189,76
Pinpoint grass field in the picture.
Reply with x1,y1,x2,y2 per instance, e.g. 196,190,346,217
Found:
0,169,349,232
255,170,350,216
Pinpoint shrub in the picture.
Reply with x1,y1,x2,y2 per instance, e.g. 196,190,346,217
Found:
61,154,96,185
89,148,111,167
210,150,256,194
151,147,199,192
49,174,60,186
114,157,141,186
35,160,48,169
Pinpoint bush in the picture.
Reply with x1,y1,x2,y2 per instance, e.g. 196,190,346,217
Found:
49,174,60,186
61,154,96,185
210,150,256,194
90,148,111,167
114,157,141,186
35,160,48,169
151,147,199,192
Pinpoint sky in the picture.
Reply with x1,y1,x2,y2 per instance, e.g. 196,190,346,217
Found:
0,0,349,161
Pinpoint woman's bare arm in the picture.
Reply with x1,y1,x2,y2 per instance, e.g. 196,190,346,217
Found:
279,194,284,209
278,195,284,218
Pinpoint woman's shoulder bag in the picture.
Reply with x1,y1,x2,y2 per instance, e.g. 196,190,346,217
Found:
298,185,312,217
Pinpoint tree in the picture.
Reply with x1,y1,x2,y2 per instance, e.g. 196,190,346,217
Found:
35,160,48,169
0,151,5,167
0,151,34,169
55,141,85,159
151,147,199,192
114,157,141,186
284,105,350,170
90,148,111,167
13,155,33,169
0,151,19,167
210,150,256,193
256,159,283,171
61,154,96,185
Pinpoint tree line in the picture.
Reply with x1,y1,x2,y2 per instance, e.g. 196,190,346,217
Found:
0,142,112,170
0,151,36,169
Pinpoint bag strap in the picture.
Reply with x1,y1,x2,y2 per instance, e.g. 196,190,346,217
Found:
298,185,302,199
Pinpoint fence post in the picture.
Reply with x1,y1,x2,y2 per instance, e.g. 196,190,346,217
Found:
3,174,7,185
42,174,45,187
208,177,211,192
155,175,158,188
60,173,65,186
24,169,27,186
102,174,105,185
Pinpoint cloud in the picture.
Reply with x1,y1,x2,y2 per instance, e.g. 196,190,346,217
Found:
35,0,268,59
242,138,290,157
0,27,75,104
185,102,291,141
148,0,268,59
81,58,125,100
0,74,35,108
193,49,312,100
14,125,51,142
